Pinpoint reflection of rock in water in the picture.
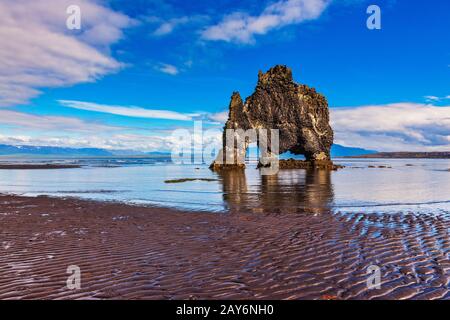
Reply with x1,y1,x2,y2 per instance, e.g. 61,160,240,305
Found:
217,169,334,214
260,170,335,214
218,169,250,211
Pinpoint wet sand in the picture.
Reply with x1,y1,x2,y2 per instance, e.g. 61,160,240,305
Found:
0,194,448,300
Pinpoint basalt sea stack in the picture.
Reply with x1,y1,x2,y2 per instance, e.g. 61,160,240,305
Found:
211,65,335,171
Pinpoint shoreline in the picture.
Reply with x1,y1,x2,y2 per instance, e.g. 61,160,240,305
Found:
0,194,449,300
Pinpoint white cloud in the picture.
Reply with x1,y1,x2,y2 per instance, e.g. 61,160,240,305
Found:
39,101,450,152
0,0,135,106
424,96,440,102
155,63,180,75
0,109,121,133
0,133,168,151
59,100,198,121
0,107,220,151
208,111,229,123
331,103,450,151
201,0,330,44
151,15,209,37
0,108,202,151
0,129,223,153
152,17,190,36
425,95,450,102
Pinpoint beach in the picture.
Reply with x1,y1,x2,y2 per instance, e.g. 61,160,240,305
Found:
1,0,449,305
1,193,448,300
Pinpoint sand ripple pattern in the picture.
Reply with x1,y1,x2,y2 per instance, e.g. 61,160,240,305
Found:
0,195,449,300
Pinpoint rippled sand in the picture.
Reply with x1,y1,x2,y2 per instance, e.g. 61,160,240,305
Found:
0,195,448,300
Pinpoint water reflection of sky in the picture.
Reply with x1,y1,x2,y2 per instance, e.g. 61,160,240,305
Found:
0,159,450,214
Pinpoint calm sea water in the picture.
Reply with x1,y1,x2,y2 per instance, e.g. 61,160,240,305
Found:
0,158,450,214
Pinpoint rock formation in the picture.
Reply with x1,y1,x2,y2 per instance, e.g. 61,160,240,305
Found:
211,65,335,171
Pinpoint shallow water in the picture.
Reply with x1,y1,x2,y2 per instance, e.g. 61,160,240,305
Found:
0,158,449,214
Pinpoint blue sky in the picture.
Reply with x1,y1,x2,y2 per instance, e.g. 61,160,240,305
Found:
0,0,449,152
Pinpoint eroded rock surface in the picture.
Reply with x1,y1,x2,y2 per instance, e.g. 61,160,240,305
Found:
211,65,334,170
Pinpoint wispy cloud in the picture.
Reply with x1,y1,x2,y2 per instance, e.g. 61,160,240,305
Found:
331,103,450,151
109,101,450,152
7,102,450,153
59,100,198,121
0,108,218,152
0,133,167,151
207,111,229,123
425,95,450,102
201,0,330,44
0,0,136,106
424,96,440,102
154,63,180,75
153,17,190,36
150,15,209,37
0,130,222,153
0,109,121,133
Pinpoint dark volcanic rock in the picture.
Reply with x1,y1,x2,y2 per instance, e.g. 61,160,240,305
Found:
258,159,344,171
211,65,334,170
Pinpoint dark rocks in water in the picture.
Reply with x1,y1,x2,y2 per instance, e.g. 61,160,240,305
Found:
164,178,218,184
368,165,392,169
211,65,335,171
209,163,246,172
258,159,344,171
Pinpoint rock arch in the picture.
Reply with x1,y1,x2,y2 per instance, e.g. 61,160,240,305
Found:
211,65,334,171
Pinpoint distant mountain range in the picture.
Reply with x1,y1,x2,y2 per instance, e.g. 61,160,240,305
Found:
348,152,450,159
0,144,376,158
